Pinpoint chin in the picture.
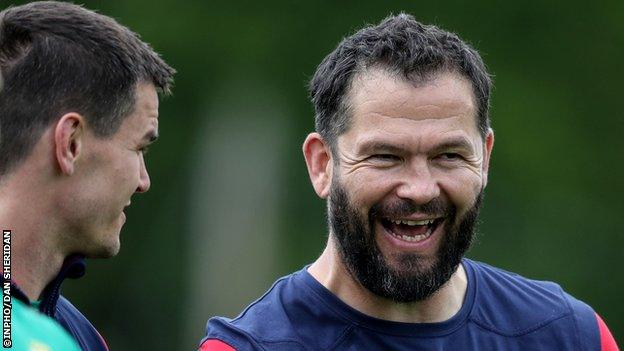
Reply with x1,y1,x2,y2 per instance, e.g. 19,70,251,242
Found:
84,230,121,258
388,252,437,274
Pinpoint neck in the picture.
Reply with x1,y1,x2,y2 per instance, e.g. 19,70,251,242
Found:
308,238,468,323
0,174,66,302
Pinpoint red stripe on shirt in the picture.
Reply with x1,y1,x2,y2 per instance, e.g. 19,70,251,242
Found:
199,339,236,351
596,313,620,351
97,330,110,351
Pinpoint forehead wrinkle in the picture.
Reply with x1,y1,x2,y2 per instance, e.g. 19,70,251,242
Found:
356,98,474,121
350,70,476,120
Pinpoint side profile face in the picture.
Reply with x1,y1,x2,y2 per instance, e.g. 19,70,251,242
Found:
58,83,159,258
328,68,493,301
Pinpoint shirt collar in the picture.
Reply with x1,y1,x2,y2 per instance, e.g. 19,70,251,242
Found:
6,254,86,317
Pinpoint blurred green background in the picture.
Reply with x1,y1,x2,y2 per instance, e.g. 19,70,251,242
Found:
2,0,622,349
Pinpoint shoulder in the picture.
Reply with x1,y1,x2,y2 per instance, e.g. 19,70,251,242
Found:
466,260,601,347
202,269,322,351
55,295,109,351
11,297,81,351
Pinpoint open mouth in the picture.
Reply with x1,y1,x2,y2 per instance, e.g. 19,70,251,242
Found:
380,217,444,243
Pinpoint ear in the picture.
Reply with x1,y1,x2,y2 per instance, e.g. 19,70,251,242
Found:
481,128,494,187
54,113,85,176
303,132,333,199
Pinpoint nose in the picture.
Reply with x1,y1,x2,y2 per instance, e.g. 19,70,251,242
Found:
395,159,440,205
136,154,151,193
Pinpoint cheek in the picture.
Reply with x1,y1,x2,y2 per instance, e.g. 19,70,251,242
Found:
114,154,141,185
341,169,397,206
436,169,483,209
55,176,115,232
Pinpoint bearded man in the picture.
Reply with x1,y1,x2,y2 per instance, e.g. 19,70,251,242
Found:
199,13,618,351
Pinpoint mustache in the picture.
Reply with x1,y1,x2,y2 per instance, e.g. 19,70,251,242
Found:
370,198,453,220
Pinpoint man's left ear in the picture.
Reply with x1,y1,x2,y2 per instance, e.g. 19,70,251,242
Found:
54,113,85,176
482,128,494,186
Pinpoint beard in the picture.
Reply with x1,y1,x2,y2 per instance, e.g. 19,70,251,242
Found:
328,179,483,303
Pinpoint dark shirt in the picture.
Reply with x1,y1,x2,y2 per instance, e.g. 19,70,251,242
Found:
202,259,613,350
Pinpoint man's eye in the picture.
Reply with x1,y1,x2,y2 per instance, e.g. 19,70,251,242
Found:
439,153,461,160
370,154,401,161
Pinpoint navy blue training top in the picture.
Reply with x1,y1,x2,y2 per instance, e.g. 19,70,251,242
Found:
202,259,605,350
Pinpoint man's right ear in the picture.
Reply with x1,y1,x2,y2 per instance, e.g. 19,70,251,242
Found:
54,113,85,176
302,133,332,199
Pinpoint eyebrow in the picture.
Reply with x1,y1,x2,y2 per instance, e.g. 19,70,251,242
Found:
357,136,475,155
357,141,406,155
429,136,475,154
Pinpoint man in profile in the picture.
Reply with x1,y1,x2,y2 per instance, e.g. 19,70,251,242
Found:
199,14,618,350
0,2,175,349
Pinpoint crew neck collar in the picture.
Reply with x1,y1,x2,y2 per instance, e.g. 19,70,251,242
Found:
299,258,477,337
6,254,86,317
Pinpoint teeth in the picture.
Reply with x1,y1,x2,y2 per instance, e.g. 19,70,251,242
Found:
391,219,436,226
391,228,433,242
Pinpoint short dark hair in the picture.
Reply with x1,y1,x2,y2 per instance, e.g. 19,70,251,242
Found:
0,1,175,177
309,13,492,149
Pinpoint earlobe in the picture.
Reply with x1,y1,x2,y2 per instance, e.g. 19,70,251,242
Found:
54,113,84,176
482,128,494,186
302,133,332,199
